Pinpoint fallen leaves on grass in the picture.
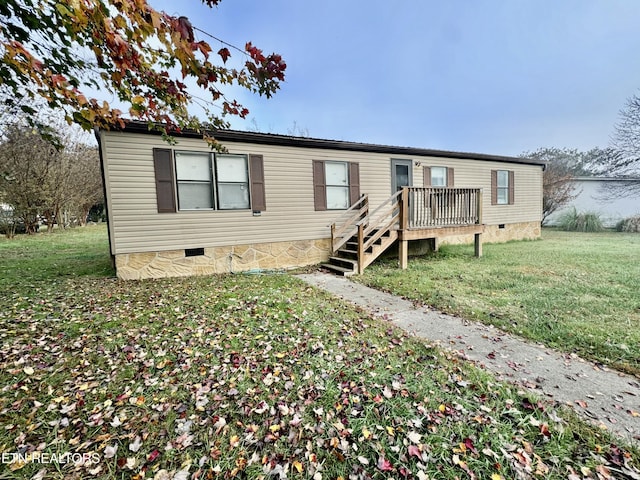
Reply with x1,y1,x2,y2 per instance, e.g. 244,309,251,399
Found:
0,274,638,479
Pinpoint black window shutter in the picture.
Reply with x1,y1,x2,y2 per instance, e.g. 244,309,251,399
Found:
249,154,266,211
348,162,360,206
153,148,176,213
312,160,326,211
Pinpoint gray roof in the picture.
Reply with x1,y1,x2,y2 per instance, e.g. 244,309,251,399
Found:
119,120,546,167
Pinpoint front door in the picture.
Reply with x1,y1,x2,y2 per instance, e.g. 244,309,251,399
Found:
391,159,413,193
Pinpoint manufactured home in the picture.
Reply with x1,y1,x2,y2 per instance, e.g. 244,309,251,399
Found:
97,122,545,280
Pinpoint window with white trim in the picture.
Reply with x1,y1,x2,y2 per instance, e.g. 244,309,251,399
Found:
430,166,448,187
216,154,250,209
175,152,250,210
496,170,510,205
325,161,350,210
175,152,214,210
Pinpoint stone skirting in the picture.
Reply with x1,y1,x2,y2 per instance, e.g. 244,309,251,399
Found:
483,221,541,243
115,239,331,280
438,221,541,247
115,222,540,279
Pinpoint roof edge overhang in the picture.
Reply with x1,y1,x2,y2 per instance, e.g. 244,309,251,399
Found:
108,120,546,168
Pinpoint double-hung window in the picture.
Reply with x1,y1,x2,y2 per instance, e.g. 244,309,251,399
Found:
496,170,509,204
216,154,250,209
325,161,350,210
153,148,265,213
423,166,454,187
491,169,514,205
175,152,214,210
174,152,250,210
430,166,448,187
312,160,360,211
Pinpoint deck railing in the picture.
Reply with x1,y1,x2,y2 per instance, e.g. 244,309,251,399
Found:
355,190,403,273
330,194,368,253
359,189,402,250
329,187,484,273
404,187,482,229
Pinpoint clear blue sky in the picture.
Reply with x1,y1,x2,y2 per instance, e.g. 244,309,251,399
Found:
152,0,640,157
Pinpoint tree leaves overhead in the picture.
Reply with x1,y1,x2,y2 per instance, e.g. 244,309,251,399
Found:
0,0,286,143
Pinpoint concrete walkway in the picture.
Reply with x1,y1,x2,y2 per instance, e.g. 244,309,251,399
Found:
297,272,640,444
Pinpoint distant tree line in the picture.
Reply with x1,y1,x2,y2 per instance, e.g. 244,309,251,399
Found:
0,117,103,238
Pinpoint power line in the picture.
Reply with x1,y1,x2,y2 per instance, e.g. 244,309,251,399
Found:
192,26,248,58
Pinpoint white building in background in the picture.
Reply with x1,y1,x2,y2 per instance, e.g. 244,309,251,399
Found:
546,177,640,227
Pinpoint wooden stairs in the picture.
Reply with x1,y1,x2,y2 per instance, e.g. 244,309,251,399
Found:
322,191,402,276
321,228,398,276
322,187,484,276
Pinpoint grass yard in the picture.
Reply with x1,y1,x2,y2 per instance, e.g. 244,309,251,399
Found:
1,226,639,479
359,229,640,377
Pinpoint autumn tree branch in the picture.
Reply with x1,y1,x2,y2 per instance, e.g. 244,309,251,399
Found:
0,0,286,147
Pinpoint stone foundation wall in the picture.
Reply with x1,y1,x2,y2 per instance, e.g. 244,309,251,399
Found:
439,221,541,247
115,239,331,280
115,221,540,279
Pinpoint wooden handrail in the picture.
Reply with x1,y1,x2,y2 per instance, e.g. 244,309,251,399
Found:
328,187,484,274
332,194,368,227
356,190,403,274
363,211,400,251
361,191,402,245
333,204,368,239
361,189,402,229
330,194,368,253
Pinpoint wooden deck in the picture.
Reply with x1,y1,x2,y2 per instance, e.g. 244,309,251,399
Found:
327,187,484,275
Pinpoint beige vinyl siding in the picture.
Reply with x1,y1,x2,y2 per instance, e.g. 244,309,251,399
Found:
418,157,542,224
102,131,397,254
101,131,542,255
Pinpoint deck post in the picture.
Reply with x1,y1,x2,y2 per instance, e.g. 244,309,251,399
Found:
474,233,482,257
474,188,483,257
357,223,365,275
399,188,409,269
400,187,409,230
399,237,408,269
330,223,336,254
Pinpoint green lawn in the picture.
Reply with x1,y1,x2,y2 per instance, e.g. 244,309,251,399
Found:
1,226,638,479
359,229,640,377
